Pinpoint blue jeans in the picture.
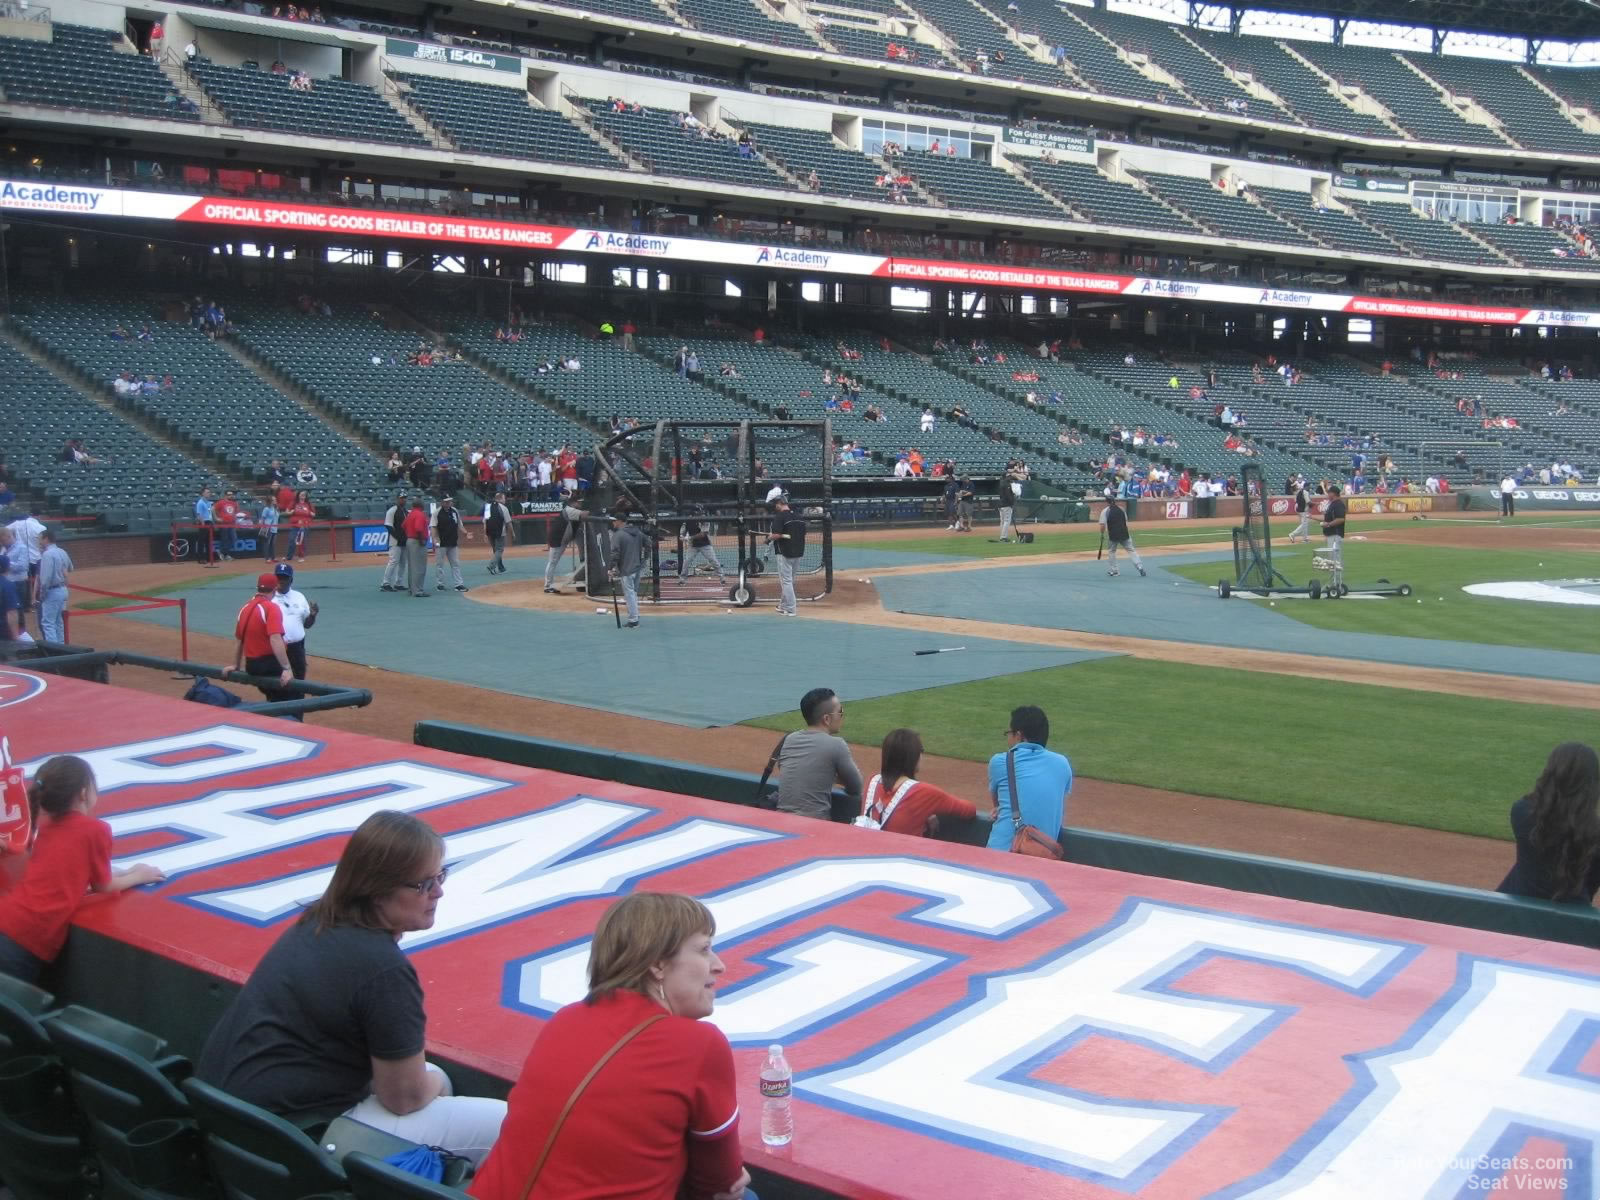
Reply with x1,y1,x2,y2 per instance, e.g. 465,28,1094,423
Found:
621,570,640,623
262,530,278,560
0,931,45,982
40,584,68,643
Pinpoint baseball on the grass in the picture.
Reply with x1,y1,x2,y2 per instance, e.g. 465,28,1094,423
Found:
595,607,606,614
1417,599,1423,604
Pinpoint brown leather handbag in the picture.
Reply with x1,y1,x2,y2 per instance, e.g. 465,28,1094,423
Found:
1005,747,1064,860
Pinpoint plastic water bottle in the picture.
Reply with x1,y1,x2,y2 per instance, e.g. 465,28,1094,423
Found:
759,1043,793,1146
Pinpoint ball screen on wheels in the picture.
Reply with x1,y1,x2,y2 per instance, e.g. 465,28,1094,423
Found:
1231,463,1277,590
585,418,833,608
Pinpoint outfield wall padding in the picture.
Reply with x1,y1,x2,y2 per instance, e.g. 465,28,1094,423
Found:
415,722,1600,950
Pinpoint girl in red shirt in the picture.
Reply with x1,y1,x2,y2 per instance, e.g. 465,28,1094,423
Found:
470,894,749,1200
0,756,164,982
858,728,979,838
289,491,315,561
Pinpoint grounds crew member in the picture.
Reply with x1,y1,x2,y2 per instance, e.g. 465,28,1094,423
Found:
1099,491,1146,577
379,493,409,592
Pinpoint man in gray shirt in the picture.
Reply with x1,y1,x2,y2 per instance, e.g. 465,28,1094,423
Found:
35,529,72,643
776,687,862,820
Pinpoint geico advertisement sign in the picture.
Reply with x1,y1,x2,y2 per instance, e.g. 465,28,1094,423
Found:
1514,490,1600,502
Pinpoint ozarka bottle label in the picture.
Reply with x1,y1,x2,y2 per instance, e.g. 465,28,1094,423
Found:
760,1077,792,1099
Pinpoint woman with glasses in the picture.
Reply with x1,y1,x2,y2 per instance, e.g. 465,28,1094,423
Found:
196,810,506,1161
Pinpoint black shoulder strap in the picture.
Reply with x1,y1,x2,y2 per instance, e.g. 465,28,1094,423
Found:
1006,746,1020,825
755,733,788,808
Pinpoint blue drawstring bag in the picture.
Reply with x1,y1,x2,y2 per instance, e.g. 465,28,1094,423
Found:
184,677,242,708
383,1145,446,1183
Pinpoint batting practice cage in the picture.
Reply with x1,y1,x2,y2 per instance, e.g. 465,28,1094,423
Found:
1219,463,1319,599
578,419,834,608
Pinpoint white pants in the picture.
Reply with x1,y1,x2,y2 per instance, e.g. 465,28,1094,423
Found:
434,546,463,587
381,542,405,587
1287,511,1311,541
341,1064,506,1166
620,570,641,622
776,555,797,613
998,505,1014,540
1108,538,1143,569
1324,534,1343,585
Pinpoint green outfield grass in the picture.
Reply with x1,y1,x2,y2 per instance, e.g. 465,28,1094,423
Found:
746,656,1594,839
841,514,1579,560
1166,544,1600,654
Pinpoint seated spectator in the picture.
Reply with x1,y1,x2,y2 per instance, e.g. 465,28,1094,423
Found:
468,894,751,1200
857,729,983,837
985,706,1070,854
109,324,130,341
775,687,862,820
196,812,507,1160
1497,743,1600,904
295,462,319,486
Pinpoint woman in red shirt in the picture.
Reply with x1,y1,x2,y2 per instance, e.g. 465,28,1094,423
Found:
0,756,164,982
470,894,750,1200
858,729,980,837
289,491,315,561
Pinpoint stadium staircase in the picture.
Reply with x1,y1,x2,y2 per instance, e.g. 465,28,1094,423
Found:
234,306,601,485
152,49,228,125
1004,347,1328,484
10,297,394,518
0,325,235,531
790,335,1104,486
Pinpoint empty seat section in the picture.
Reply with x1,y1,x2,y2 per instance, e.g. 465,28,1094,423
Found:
399,75,620,168
673,0,819,51
0,23,199,122
1017,1,1181,106
1134,173,1312,246
897,151,1067,220
1404,55,1599,156
582,101,792,189
187,58,428,146
14,297,392,516
1020,161,1199,235
735,121,919,203
898,0,1067,87
1074,8,1292,120
0,339,222,528
1462,223,1600,273
1345,201,1503,266
1250,187,1404,258
1293,43,1509,148
1187,32,1395,139
235,309,595,486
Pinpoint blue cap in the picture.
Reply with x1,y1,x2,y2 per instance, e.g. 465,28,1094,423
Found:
274,562,294,579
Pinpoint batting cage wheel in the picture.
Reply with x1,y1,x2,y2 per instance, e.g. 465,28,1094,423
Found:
1218,580,1231,599
744,556,765,576
730,582,754,607
1308,580,1321,600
